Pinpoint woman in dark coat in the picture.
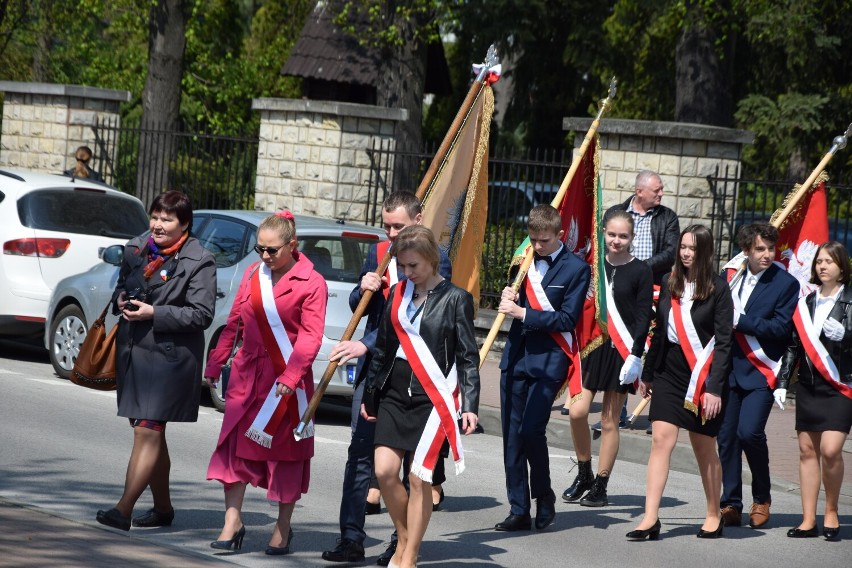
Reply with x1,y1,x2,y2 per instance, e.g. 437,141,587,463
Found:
626,224,733,540
361,225,480,568
778,241,852,540
96,190,216,531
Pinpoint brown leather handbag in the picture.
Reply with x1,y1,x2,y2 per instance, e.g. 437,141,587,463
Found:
70,302,117,391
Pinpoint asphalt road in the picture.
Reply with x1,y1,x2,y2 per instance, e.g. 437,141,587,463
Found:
0,339,849,567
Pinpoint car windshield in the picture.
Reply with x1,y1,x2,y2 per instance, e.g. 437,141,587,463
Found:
18,189,149,238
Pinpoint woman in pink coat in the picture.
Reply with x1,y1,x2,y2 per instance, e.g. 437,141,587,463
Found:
204,211,327,555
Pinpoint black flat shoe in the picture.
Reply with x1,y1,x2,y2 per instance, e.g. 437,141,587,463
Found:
96,508,131,531
365,501,381,515
210,525,245,550
786,526,819,538
494,513,532,531
376,540,397,566
432,488,445,512
626,519,661,541
132,507,175,528
823,526,840,541
265,527,293,555
697,521,724,538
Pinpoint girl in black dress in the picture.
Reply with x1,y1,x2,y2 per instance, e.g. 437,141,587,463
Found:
563,211,653,506
778,241,852,541
361,226,480,568
626,224,733,540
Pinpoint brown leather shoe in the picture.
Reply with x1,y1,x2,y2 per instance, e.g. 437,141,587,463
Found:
749,502,771,528
720,506,741,527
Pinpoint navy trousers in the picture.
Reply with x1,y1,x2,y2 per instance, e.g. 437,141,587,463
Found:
718,384,775,511
338,380,376,544
500,371,562,516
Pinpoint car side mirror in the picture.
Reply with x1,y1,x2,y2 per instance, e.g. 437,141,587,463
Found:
101,244,124,266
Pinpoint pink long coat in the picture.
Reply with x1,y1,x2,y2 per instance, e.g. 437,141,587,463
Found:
205,254,327,464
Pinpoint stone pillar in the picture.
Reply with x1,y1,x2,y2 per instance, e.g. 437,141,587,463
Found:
252,98,407,219
0,82,130,177
563,118,754,257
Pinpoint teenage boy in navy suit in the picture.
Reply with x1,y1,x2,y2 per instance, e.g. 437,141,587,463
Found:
718,223,799,529
496,204,591,531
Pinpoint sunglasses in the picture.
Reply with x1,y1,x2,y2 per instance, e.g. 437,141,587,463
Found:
254,244,284,256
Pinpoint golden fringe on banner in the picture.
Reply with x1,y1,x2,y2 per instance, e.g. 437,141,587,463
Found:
770,171,829,230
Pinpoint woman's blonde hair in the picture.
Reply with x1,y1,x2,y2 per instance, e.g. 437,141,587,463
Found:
258,210,296,243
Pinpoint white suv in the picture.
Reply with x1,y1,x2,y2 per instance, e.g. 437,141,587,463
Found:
0,169,148,339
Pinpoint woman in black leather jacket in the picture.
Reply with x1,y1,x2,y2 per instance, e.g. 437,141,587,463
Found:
777,241,852,541
361,225,480,568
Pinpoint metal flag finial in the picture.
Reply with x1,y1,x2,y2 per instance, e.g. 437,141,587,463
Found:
484,44,499,69
829,122,852,155
595,77,617,120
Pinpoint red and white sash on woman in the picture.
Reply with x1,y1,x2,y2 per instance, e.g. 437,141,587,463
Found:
245,263,313,448
792,296,852,400
390,280,464,482
605,270,635,361
726,268,783,389
376,240,398,300
524,261,580,399
670,296,716,418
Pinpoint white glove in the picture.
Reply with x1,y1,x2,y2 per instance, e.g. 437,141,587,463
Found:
619,354,643,385
733,307,745,328
822,317,845,342
773,388,787,411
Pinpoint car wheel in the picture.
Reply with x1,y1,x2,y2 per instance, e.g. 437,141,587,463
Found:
207,329,226,413
49,304,87,380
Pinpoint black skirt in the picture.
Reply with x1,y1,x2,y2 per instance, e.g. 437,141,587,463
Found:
582,339,635,394
373,358,435,452
795,375,852,433
648,342,725,437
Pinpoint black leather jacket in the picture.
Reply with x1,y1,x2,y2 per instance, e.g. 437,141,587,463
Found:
778,286,852,388
364,280,481,414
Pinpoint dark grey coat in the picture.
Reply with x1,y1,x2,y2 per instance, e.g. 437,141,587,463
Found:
113,234,216,421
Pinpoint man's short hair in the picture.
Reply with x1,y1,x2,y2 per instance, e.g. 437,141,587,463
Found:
527,204,563,234
635,170,662,190
736,223,779,251
382,191,421,219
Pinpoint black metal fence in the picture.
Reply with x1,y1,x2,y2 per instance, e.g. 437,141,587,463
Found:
91,117,258,211
366,140,573,307
707,166,852,261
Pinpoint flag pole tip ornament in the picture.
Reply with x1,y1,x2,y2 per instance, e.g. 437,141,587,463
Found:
597,77,617,118
829,123,851,155
472,44,501,85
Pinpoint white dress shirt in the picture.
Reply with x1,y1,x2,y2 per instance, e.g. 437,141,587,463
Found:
667,282,695,343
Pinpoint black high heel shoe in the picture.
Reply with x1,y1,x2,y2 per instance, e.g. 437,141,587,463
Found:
210,525,246,551
626,519,661,541
823,526,840,541
265,527,293,555
432,488,445,512
697,520,724,539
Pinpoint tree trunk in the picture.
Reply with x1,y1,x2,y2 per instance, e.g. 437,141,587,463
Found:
136,0,187,206
375,7,427,191
674,2,731,126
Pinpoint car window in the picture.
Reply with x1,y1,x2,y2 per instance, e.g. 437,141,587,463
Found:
195,217,250,268
300,236,377,283
17,189,148,238
488,183,534,224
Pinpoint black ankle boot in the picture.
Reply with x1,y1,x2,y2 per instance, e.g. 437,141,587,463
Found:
579,474,609,507
562,460,594,503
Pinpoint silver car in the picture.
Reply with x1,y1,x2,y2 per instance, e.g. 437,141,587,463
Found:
44,210,386,411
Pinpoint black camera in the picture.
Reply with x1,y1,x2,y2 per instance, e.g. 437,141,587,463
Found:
125,287,148,311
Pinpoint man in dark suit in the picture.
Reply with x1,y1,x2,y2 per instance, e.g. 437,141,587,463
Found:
718,223,799,529
495,204,591,531
322,191,452,565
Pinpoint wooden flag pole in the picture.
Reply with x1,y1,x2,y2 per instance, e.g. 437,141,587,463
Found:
478,78,617,367
629,122,852,424
294,46,500,440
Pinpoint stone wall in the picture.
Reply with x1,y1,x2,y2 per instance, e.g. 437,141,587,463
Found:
0,82,129,176
564,118,754,255
252,98,407,220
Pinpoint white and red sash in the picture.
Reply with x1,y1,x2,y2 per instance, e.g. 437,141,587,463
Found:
245,263,313,448
390,280,465,482
792,296,852,400
726,268,783,389
605,270,635,361
671,296,716,418
376,240,398,300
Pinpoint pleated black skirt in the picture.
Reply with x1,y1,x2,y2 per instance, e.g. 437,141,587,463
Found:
582,340,635,394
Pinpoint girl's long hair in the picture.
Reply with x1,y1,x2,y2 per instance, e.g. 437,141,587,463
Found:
668,224,716,301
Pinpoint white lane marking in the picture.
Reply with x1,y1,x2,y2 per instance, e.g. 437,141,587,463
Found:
313,435,349,446
29,378,72,386
0,369,22,375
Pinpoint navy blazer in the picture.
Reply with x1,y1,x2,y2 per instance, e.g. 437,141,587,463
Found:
348,241,452,386
642,274,734,396
726,263,798,390
499,248,591,381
